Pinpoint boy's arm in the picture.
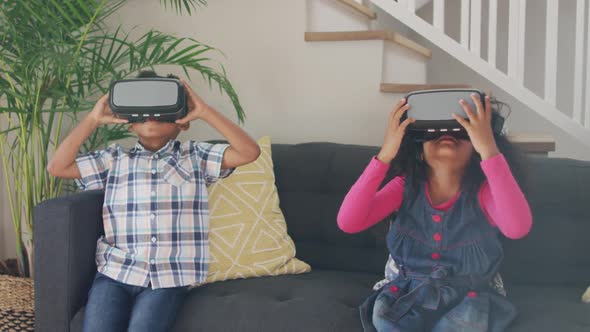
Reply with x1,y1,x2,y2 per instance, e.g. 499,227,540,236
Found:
176,81,261,169
46,94,127,179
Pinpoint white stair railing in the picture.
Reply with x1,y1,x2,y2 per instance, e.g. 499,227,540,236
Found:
372,0,590,148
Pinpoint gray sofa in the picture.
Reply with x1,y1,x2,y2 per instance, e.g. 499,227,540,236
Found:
34,142,590,331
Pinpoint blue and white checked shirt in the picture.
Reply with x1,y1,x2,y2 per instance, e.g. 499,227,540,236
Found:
76,139,233,289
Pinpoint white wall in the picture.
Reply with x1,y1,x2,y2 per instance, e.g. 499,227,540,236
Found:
108,0,410,147
411,0,590,160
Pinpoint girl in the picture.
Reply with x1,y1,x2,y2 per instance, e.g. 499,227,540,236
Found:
337,94,532,331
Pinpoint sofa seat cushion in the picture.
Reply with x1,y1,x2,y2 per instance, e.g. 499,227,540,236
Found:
70,273,590,332
71,270,380,332
507,284,590,332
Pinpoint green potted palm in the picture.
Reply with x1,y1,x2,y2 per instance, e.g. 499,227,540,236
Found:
0,0,244,277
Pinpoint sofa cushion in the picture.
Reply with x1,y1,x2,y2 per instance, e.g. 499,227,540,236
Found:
70,269,381,332
271,143,390,275
506,284,590,332
203,137,310,285
500,156,590,287
69,271,590,332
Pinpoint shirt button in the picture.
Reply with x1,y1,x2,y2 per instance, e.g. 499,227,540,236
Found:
432,215,442,223
151,169,156,175
150,214,156,220
151,191,156,196
153,153,159,159
431,252,441,260
433,233,442,242
151,236,157,243
150,259,156,265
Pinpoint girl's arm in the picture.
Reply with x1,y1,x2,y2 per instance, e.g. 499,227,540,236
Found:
176,80,260,169
337,158,405,234
454,93,532,239
338,98,415,234
479,154,532,239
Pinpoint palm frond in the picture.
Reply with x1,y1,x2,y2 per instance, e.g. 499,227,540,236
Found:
0,0,241,278
72,29,244,122
160,0,207,15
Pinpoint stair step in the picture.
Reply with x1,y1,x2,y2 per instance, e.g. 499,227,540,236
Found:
336,0,377,19
305,30,432,58
507,135,556,154
380,83,471,93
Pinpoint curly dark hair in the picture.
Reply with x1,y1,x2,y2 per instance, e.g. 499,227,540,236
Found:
136,70,179,80
387,103,528,203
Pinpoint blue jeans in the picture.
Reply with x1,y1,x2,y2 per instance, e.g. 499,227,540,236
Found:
372,289,439,332
82,273,188,332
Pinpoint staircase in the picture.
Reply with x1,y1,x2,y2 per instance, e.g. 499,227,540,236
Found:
371,0,590,150
303,0,590,154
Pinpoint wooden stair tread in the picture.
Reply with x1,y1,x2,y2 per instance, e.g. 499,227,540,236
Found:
507,135,556,153
336,0,377,19
380,83,472,93
305,30,432,58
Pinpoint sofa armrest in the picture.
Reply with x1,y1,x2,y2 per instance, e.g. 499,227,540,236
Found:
34,190,104,332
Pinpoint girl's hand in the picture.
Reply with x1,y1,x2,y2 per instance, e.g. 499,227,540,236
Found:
453,94,500,160
377,98,416,164
88,94,128,126
175,80,211,125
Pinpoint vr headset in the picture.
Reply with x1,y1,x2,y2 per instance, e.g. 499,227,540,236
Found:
109,78,187,123
401,89,506,141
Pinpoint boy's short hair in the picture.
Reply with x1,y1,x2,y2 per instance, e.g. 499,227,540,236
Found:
136,70,179,80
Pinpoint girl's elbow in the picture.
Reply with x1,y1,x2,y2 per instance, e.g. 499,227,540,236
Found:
337,221,356,234
505,228,530,240
505,219,533,240
336,214,360,234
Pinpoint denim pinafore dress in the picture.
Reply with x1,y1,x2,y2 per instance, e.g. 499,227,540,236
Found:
360,179,517,332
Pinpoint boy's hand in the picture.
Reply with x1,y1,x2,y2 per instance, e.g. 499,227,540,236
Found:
453,94,500,160
89,94,128,126
176,80,211,125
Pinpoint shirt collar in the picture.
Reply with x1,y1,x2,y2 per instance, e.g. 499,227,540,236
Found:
130,139,178,156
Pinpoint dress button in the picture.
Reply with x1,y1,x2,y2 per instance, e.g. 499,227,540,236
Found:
389,285,399,293
467,291,478,298
431,252,441,260
432,215,442,223
433,233,442,241
151,169,157,175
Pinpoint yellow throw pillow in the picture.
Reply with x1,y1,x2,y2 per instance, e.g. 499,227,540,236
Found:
203,136,311,284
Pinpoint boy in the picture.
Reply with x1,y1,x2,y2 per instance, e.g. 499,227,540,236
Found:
47,71,260,332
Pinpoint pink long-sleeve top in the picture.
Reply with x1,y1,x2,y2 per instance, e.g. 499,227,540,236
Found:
337,154,532,239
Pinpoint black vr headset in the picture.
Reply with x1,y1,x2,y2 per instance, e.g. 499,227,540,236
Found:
401,89,507,142
109,78,187,123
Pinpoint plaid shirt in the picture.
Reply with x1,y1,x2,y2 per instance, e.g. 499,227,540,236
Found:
76,139,233,289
